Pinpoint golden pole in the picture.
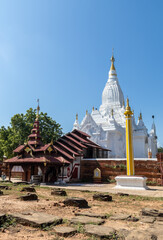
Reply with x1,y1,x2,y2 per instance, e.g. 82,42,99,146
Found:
124,98,134,176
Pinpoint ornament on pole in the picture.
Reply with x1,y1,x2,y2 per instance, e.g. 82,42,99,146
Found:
36,99,40,121
124,98,134,176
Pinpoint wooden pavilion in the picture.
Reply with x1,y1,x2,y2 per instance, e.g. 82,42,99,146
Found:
5,104,109,183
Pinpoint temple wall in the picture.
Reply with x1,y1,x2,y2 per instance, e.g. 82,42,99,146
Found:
80,157,162,185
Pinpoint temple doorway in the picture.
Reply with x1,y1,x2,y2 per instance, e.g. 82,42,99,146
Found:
45,167,57,183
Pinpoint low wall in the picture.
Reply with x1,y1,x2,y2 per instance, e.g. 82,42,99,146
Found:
80,157,162,185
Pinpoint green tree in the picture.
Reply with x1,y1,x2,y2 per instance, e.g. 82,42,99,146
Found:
158,147,163,153
0,108,63,160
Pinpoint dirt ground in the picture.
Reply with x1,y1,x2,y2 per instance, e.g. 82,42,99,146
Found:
0,182,162,240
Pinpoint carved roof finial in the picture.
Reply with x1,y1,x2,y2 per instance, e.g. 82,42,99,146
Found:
110,48,115,71
36,99,40,121
139,112,142,120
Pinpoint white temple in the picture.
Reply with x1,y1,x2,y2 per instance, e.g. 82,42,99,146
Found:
73,54,157,158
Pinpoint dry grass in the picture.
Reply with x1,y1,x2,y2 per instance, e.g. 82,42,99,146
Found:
0,182,162,239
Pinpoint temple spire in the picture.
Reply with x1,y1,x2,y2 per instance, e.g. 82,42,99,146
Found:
138,112,142,120
36,99,40,121
110,48,116,71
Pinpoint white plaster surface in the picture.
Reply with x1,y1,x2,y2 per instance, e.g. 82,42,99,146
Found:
73,55,157,158
115,175,148,190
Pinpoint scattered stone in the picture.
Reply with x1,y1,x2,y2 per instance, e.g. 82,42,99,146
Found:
0,190,3,196
53,226,77,237
14,181,29,185
75,211,107,219
51,189,67,196
9,212,62,227
84,224,116,238
157,217,163,222
21,187,36,192
70,216,105,225
158,209,163,217
63,198,89,208
93,194,112,201
127,216,139,222
19,193,38,201
110,214,131,221
0,214,6,224
118,193,129,196
0,186,11,190
140,216,156,224
141,208,159,217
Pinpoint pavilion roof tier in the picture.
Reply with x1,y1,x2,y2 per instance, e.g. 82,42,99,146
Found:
53,145,74,160
28,133,42,139
64,135,87,148
72,129,109,150
54,141,80,156
58,138,83,153
5,156,70,165
27,119,43,147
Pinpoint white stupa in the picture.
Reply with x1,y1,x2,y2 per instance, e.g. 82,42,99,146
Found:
73,54,157,158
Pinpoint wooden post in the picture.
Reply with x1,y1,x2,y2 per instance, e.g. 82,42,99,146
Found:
9,165,12,181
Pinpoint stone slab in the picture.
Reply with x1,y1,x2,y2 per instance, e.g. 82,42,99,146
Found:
10,212,62,227
110,214,131,221
141,208,159,217
51,189,67,196
140,216,156,223
0,213,6,224
53,226,77,237
70,216,105,225
93,194,112,201
115,176,148,190
63,198,88,208
84,224,116,238
19,193,38,201
21,187,36,192
75,211,107,219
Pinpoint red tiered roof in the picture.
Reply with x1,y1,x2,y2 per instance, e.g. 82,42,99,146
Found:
6,118,109,165
27,120,43,146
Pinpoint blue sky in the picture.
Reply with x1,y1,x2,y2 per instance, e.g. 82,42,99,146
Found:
0,0,162,146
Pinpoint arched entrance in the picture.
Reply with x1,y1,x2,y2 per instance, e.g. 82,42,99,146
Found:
45,167,57,183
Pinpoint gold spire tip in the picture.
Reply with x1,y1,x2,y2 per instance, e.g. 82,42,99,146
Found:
110,50,115,71
86,110,88,115
76,113,78,120
139,112,142,120
36,99,40,120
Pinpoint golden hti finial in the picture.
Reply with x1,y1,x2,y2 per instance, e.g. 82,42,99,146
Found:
86,110,88,115
110,48,115,71
138,112,142,120
92,106,94,111
124,98,133,116
36,99,40,120
111,109,114,117
76,113,78,121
